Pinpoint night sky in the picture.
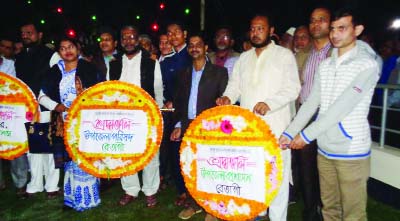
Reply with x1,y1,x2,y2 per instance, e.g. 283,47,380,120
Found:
2,0,400,48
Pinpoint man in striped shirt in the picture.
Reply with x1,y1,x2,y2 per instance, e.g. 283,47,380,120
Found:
292,6,332,221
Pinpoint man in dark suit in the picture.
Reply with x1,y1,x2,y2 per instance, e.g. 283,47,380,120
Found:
170,33,228,221
92,26,119,81
15,22,59,199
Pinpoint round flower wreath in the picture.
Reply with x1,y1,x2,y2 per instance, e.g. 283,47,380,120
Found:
64,81,163,178
0,72,38,160
180,105,283,220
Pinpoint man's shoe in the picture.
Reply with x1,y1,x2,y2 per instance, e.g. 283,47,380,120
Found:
118,194,136,206
16,187,26,196
47,190,61,199
146,194,157,208
178,207,202,220
20,192,35,199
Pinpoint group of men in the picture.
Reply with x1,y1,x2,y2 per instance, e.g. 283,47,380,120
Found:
0,5,380,221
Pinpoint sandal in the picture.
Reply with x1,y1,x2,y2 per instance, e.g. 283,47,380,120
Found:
119,194,136,206
178,207,203,220
146,194,157,208
175,193,187,206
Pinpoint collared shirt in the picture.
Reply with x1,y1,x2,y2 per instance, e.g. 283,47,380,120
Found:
160,44,191,102
176,43,187,53
215,55,228,67
299,43,331,104
0,56,16,77
223,41,301,137
208,50,240,76
119,51,164,107
104,50,118,80
120,51,142,86
159,50,176,62
188,63,206,119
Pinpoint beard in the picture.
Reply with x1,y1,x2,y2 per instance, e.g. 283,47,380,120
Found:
124,44,140,55
23,40,38,48
216,45,229,50
251,35,271,48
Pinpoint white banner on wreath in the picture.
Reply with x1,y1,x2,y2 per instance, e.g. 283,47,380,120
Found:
0,104,27,145
196,144,266,203
79,109,148,155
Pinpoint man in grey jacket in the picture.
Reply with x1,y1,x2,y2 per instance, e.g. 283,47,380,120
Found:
280,8,379,221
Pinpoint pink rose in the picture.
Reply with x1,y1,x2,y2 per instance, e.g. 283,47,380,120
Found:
25,111,33,122
220,120,233,134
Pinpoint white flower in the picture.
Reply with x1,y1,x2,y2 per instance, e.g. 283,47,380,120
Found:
93,157,131,170
98,92,129,103
150,126,157,142
222,116,247,132
67,119,78,143
227,199,250,215
180,143,195,177
264,151,273,162
0,83,21,95
0,144,14,151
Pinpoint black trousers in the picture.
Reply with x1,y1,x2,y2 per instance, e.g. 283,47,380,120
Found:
292,141,323,221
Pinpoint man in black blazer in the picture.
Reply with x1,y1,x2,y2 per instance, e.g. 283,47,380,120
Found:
92,26,119,81
15,22,59,199
170,33,228,221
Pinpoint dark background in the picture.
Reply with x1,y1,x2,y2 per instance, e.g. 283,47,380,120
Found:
1,0,400,48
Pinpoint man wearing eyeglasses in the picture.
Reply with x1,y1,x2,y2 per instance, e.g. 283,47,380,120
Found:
207,27,239,76
108,25,163,208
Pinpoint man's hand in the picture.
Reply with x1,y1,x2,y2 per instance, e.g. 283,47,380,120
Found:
253,102,270,116
170,127,182,141
216,96,231,106
54,103,67,113
162,101,173,109
290,134,307,149
278,135,291,150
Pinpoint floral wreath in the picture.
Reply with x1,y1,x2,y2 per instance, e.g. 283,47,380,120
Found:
180,105,283,220
64,81,163,178
0,72,38,160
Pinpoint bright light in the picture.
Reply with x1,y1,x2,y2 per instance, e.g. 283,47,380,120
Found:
97,37,101,42
160,3,165,10
27,0,32,4
391,19,400,29
40,19,45,24
184,8,190,15
57,7,63,13
91,15,97,21
67,29,76,38
152,23,159,31
136,15,141,20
